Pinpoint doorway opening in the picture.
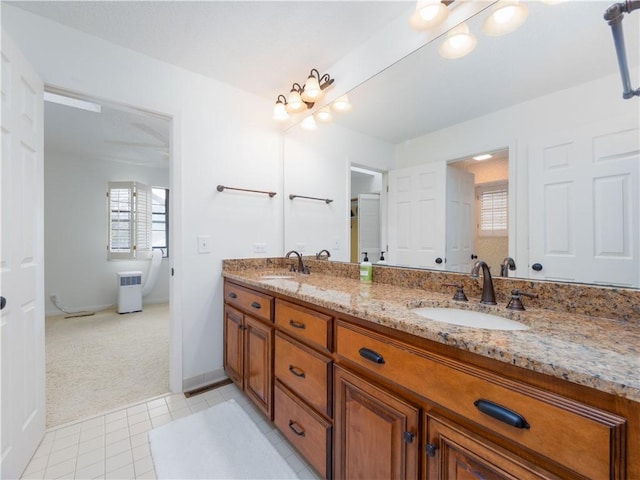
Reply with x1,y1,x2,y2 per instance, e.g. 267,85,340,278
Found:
447,148,509,274
350,166,384,264
43,88,174,427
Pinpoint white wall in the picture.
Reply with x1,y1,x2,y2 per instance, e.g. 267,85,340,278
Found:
3,5,283,390
44,152,170,315
284,123,393,262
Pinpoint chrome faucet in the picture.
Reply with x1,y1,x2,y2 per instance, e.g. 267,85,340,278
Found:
471,260,497,305
285,250,309,274
315,249,331,260
500,257,516,277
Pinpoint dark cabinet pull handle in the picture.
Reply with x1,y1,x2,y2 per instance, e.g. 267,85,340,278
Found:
288,365,306,378
402,431,415,443
289,319,306,329
425,443,438,457
474,399,530,429
251,301,261,309
288,420,305,436
359,347,385,364
531,263,543,272
228,292,237,299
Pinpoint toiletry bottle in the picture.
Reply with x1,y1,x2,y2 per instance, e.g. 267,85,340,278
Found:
360,252,372,283
377,251,387,265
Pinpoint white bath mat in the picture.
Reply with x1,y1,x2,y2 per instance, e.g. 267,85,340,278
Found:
149,398,298,479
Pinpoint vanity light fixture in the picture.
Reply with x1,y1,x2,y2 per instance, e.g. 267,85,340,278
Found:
408,0,451,31
473,153,493,161
482,1,529,37
273,68,335,121
438,23,477,59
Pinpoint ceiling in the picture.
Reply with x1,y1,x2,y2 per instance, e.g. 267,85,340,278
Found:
9,1,640,165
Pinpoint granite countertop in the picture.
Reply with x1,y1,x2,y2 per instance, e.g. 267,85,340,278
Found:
223,268,640,403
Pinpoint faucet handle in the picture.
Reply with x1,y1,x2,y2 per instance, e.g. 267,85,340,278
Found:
506,289,539,311
443,283,468,302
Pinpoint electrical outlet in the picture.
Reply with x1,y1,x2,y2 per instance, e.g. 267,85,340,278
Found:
198,235,211,254
254,243,266,253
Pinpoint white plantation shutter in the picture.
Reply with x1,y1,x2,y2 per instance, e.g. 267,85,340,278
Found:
477,183,508,236
107,181,151,260
135,183,152,259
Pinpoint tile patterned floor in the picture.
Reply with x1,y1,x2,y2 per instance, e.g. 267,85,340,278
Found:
21,383,320,480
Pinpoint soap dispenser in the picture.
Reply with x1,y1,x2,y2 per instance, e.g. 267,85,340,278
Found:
377,251,387,265
360,252,372,283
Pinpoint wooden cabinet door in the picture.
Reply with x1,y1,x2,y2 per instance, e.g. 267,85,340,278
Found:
244,315,273,419
223,305,244,387
425,415,560,480
334,365,419,480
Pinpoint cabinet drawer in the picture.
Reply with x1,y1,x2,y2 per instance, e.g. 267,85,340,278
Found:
275,299,332,353
275,332,332,417
274,381,331,480
224,282,273,323
336,321,626,480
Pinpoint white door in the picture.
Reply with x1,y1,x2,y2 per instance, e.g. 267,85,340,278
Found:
388,162,446,269
357,194,381,263
1,32,46,479
446,166,475,273
529,115,639,286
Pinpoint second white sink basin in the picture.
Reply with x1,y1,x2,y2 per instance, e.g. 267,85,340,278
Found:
412,307,529,331
259,275,295,280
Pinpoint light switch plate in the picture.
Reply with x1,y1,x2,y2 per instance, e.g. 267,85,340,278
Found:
198,235,211,253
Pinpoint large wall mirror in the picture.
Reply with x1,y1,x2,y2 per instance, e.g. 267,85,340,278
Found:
283,1,640,288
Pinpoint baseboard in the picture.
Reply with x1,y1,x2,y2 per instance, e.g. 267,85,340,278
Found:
182,368,228,392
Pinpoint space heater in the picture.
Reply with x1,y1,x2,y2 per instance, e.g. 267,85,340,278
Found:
117,271,142,314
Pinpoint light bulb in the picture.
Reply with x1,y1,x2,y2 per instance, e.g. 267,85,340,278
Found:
438,23,477,59
301,74,323,102
273,101,288,121
301,115,317,131
331,95,352,112
315,107,333,123
408,0,449,31
286,89,305,113
482,1,528,36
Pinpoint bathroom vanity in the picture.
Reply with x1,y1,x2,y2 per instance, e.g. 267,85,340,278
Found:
222,259,640,480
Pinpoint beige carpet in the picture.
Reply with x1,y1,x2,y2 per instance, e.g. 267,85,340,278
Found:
46,303,170,428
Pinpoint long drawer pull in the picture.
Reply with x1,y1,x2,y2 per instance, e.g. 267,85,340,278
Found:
288,365,306,378
289,319,306,329
251,301,261,309
359,347,385,364
288,420,305,437
228,292,237,299
474,399,530,429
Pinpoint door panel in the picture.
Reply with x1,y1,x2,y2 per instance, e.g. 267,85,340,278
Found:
1,31,45,480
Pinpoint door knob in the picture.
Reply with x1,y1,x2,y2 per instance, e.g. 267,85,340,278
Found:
531,263,543,271
435,257,443,264
0,296,5,310
471,254,478,260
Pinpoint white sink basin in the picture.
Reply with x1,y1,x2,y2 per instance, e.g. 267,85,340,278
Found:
259,275,295,280
411,307,529,331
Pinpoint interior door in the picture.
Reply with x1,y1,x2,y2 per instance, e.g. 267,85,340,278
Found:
529,115,639,286
358,193,381,263
388,162,446,269
446,166,475,273
1,32,46,479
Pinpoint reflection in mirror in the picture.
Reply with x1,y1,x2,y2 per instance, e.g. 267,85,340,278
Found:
284,1,640,288
350,167,383,263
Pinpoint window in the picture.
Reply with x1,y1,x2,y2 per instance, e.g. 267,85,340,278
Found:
152,187,169,257
477,183,508,237
107,181,152,260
